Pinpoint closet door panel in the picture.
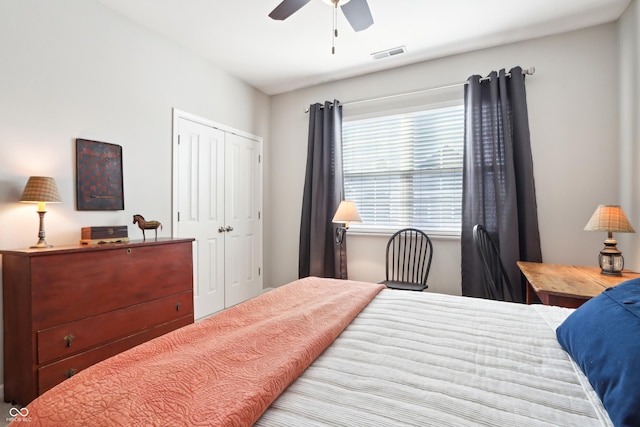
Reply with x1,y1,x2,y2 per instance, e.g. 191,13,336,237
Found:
224,133,262,307
176,118,226,319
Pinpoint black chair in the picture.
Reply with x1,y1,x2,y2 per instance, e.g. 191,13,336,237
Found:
472,224,515,301
381,228,433,291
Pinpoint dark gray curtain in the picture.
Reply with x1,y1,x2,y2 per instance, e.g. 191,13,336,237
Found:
299,100,347,279
461,67,542,302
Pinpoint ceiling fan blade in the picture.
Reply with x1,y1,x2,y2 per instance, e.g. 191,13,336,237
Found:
340,0,373,32
269,0,312,20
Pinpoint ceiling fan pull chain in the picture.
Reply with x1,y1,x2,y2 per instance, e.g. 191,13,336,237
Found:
332,0,338,54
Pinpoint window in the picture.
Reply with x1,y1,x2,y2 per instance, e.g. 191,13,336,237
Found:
342,103,464,236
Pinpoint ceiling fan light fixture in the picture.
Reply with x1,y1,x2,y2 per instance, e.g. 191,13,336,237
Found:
270,0,371,31
269,0,373,54
321,0,352,5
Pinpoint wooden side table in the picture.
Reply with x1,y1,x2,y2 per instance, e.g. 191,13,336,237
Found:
517,261,640,308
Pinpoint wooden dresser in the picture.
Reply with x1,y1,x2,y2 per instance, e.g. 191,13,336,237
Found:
1,238,195,405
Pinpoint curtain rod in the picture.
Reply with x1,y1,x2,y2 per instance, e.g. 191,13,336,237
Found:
304,66,535,113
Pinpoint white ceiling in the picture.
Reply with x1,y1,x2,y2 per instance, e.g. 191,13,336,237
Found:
96,0,631,95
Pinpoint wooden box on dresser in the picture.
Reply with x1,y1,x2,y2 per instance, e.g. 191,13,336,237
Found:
1,237,195,406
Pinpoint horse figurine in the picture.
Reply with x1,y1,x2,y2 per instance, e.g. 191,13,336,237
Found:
133,214,163,241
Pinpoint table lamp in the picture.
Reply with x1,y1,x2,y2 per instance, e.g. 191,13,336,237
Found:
584,204,635,276
20,176,62,248
332,200,361,244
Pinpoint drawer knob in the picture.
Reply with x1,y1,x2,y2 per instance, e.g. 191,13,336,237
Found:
65,368,77,378
175,302,181,311
64,334,75,347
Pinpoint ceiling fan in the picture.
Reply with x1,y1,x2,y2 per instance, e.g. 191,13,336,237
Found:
269,0,374,53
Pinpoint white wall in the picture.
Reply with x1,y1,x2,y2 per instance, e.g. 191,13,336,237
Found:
0,0,269,388
266,23,622,294
619,0,640,270
0,0,270,249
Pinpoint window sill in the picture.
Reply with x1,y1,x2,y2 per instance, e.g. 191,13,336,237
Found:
346,228,461,240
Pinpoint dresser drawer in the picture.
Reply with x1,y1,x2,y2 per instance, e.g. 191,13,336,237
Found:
31,241,193,329
38,315,193,395
37,291,193,365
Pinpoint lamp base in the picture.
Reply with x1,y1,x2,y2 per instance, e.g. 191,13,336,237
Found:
600,268,622,277
31,210,53,249
31,239,52,249
598,239,624,276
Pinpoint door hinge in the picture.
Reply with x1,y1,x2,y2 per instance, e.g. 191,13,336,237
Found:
258,154,261,163
258,267,261,276
177,134,181,145
177,212,180,222
258,211,261,219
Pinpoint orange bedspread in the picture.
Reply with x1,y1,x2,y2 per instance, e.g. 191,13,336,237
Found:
16,277,384,426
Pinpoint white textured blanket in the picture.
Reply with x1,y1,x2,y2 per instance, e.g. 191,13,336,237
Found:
257,290,612,427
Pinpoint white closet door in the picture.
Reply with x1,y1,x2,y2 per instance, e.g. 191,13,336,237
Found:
224,132,262,307
176,118,226,319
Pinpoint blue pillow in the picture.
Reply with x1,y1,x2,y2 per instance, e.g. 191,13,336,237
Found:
556,278,640,427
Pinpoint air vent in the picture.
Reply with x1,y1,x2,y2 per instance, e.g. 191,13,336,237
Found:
371,46,406,60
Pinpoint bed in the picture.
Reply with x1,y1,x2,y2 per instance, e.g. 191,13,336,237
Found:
11,276,640,426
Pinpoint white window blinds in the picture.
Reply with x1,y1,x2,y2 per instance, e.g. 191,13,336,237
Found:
342,104,464,236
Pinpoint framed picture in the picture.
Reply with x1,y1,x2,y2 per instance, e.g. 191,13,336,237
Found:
76,139,124,210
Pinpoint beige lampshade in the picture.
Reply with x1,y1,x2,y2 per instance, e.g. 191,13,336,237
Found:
584,205,635,233
20,176,62,211
332,200,362,228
